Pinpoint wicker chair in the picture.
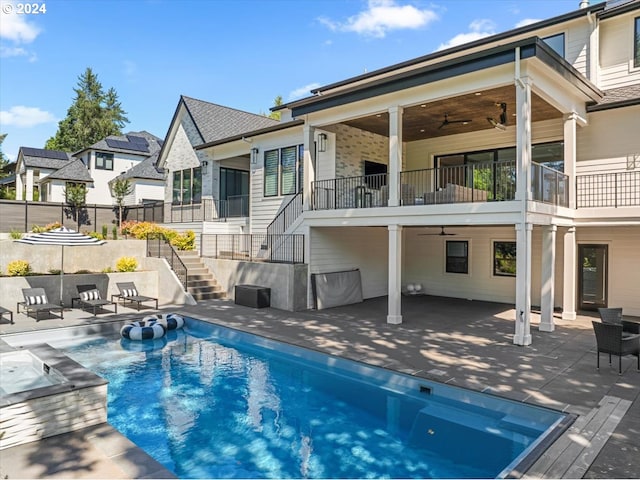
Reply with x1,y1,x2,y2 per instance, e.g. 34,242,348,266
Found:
592,321,640,375
598,307,640,335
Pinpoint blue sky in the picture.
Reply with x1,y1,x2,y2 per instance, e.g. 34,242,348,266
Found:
1,0,584,162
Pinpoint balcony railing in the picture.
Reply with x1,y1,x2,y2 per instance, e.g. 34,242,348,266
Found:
532,163,569,207
200,234,304,264
167,195,249,222
576,171,640,208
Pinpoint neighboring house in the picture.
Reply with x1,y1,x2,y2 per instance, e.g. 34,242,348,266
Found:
15,131,165,205
169,0,640,343
108,153,165,205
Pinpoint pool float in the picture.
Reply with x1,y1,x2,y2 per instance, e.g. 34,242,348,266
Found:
120,319,166,340
144,313,185,331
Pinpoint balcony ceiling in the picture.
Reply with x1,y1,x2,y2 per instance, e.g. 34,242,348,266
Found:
342,86,562,142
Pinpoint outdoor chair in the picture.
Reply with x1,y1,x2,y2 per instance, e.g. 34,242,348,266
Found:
598,307,640,336
19,288,64,321
113,282,158,311
73,284,117,316
591,321,640,375
0,306,14,324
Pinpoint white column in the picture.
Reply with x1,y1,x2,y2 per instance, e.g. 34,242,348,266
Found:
302,225,314,309
25,169,34,201
540,225,557,332
514,223,532,345
562,227,577,320
515,77,532,202
388,106,403,207
16,172,24,200
387,224,403,324
302,125,316,211
564,113,577,209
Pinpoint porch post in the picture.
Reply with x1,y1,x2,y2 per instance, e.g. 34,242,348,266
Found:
563,113,578,209
562,227,577,320
540,225,557,332
515,76,532,202
514,222,532,345
25,169,34,201
387,224,403,324
302,125,316,211
16,171,24,200
388,106,403,207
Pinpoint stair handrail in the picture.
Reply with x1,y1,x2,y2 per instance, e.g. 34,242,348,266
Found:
146,233,188,290
266,191,303,236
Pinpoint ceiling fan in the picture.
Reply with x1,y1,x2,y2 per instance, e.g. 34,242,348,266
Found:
438,113,472,129
418,226,457,236
487,102,508,131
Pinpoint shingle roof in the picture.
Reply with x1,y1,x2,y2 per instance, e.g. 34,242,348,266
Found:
588,84,640,111
181,96,279,144
41,159,93,183
78,131,163,156
20,147,72,170
111,153,164,182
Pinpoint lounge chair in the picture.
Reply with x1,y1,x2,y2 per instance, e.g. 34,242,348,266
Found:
113,282,158,311
598,307,640,336
73,284,117,316
592,321,640,375
19,288,64,321
0,306,14,324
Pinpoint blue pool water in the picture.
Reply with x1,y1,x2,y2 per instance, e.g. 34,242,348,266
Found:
53,318,566,479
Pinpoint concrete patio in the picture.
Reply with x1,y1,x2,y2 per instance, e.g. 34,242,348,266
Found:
0,295,638,479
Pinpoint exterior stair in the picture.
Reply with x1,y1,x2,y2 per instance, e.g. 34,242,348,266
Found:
177,251,225,301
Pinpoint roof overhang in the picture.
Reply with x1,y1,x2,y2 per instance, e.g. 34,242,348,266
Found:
194,119,304,150
288,38,602,118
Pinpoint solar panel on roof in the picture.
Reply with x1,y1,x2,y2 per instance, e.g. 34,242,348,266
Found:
126,135,149,146
105,138,149,152
22,147,68,160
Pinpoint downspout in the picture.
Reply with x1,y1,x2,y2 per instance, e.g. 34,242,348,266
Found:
586,9,598,83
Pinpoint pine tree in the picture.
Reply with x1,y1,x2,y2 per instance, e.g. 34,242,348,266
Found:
46,68,129,152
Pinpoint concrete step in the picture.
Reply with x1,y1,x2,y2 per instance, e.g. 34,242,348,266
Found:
191,290,226,301
187,273,214,282
188,279,219,288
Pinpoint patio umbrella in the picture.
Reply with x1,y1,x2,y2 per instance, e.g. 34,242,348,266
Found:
15,226,106,305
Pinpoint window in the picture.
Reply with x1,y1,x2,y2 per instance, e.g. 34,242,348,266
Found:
95,152,114,170
364,160,388,188
635,17,640,68
543,33,565,58
263,145,304,197
172,167,202,204
446,240,468,274
494,241,516,277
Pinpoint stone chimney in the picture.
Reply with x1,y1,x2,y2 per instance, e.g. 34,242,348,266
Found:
579,0,590,8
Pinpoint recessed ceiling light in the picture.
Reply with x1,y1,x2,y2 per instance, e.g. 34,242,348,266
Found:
474,92,482,96
376,114,381,117
420,104,426,108
420,129,425,132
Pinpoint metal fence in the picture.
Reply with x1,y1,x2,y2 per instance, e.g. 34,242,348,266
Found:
165,196,249,223
266,192,303,236
0,199,161,233
576,171,640,208
200,234,304,264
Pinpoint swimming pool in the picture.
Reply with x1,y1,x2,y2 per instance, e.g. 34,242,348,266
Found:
47,317,568,478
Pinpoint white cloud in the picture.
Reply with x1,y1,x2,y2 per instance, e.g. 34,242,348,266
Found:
515,18,542,28
319,0,438,38
0,106,57,127
437,19,496,51
123,60,137,80
0,2,41,43
288,83,322,100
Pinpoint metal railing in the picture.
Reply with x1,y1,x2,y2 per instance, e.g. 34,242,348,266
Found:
266,192,303,236
532,163,569,207
576,171,640,208
312,173,388,210
166,196,249,223
200,234,304,264
146,234,188,290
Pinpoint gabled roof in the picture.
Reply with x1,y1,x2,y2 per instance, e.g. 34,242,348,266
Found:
588,85,640,111
19,147,72,170
75,131,163,157
110,153,164,182
40,159,93,183
181,96,279,144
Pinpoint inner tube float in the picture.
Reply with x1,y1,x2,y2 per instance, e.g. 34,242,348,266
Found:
144,313,185,331
120,320,166,340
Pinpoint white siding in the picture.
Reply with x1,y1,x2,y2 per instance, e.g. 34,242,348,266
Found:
598,13,640,89
132,180,165,204
162,123,202,204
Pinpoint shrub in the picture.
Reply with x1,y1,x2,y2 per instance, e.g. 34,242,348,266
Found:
102,266,114,273
74,269,91,274
49,269,61,275
116,256,138,272
32,222,62,233
112,226,118,240
102,225,108,238
7,260,31,276
88,231,104,240
171,230,196,250
9,229,23,239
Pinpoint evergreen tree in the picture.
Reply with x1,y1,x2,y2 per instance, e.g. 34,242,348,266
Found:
46,68,129,152
266,95,283,121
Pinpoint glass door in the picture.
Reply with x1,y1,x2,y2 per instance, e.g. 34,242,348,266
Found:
578,244,608,310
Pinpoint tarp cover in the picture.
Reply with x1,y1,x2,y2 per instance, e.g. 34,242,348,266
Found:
312,269,363,310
